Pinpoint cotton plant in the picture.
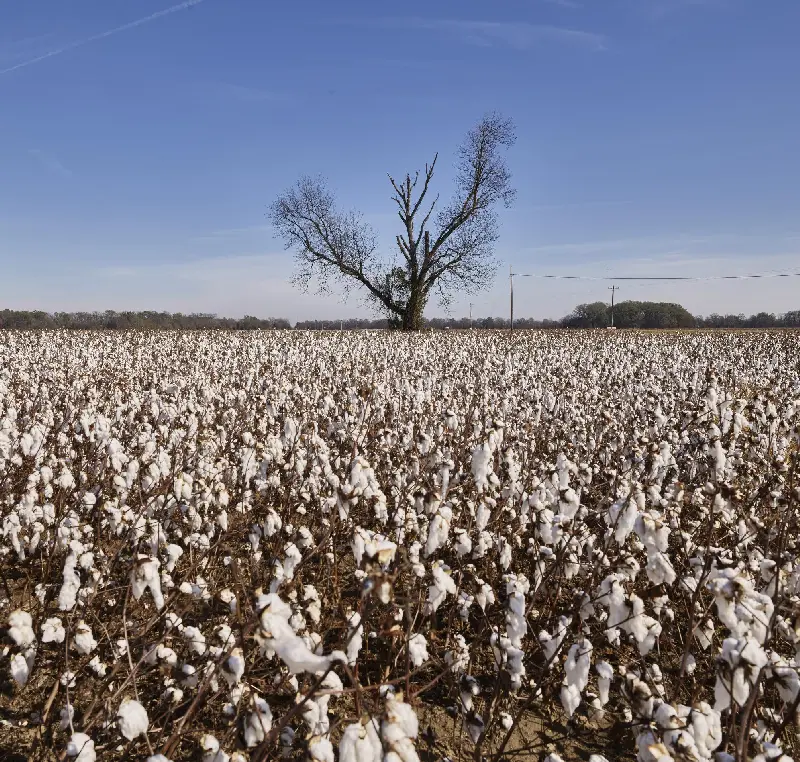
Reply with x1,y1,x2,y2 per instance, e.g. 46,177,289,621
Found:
2,329,800,760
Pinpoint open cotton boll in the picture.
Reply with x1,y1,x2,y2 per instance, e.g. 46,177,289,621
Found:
408,633,429,667
146,757,173,762
339,718,382,762
116,698,149,740
73,622,97,655
41,617,66,644
130,555,164,610
66,733,96,762
10,652,32,686
200,734,230,762
243,696,272,747
8,610,36,648
308,735,335,762
58,553,81,611
596,661,614,706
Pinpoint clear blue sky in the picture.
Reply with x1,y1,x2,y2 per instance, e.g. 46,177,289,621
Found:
2,0,799,320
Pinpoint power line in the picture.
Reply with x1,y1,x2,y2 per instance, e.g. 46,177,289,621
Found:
512,271,800,281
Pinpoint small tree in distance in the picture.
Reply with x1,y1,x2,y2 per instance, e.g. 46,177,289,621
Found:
269,114,516,330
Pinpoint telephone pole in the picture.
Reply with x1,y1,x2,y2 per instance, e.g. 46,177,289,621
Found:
469,303,473,329
608,284,618,328
509,265,514,332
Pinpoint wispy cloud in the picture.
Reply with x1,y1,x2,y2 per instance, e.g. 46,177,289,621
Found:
372,18,606,51
28,148,72,177
1,0,206,75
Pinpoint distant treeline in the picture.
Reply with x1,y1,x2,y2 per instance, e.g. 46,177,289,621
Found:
0,310,291,330
561,302,800,330
1,304,800,330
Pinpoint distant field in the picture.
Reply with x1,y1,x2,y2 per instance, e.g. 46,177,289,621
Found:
1,330,799,762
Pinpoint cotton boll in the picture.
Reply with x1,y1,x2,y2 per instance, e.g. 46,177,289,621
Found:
66,733,96,762
130,555,165,610
408,633,429,667
200,734,230,762
8,610,36,648
561,683,582,717
339,718,382,762
308,735,335,762
41,617,66,644
10,652,31,686
596,661,614,706
243,696,272,747
73,622,97,655
183,625,207,655
58,553,81,611
116,698,149,740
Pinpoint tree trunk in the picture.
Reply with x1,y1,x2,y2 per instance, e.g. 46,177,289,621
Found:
400,289,426,331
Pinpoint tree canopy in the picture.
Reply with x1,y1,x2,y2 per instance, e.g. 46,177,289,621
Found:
269,114,516,330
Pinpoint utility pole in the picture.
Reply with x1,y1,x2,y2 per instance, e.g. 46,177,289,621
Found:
608,285,618,328
510,265,514,332
469,303,473,329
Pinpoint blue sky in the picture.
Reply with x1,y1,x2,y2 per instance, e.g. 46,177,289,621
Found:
1,0,799,320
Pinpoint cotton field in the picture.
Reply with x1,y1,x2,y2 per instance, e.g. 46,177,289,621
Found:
1,329,799,762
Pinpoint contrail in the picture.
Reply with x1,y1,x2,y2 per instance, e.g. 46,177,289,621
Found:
1,0,206,75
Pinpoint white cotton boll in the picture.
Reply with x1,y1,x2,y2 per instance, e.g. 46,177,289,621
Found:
596,661,614,706
475,580,495,612
146,756,173,762
116,698,149,740
58,553,81,611
564,638,593,694
561,682,582,717
131,555,164,610
58,468,76,491
73,622,97,655
201,734,230,762
544,755,565,762
453,528,472,557
308,736,335,762
8,610,36,647
218,588,238,614
589,756,611,762
346,610,364,666
10,652,31,686
243,696,272,747
471,443,492,491
223,648,246,687
408,633,429,667
66,732,96,762
88,655,107,676
41,617,66,644
183,626,207,655
339,719,382,762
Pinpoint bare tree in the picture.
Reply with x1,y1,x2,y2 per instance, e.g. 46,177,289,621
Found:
269,114,516,330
